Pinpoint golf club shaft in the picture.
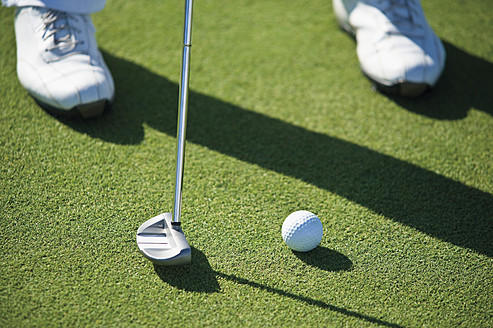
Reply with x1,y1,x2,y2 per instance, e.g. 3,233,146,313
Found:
173,0,194,224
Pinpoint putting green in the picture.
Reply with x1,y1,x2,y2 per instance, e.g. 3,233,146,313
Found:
1,1,492,327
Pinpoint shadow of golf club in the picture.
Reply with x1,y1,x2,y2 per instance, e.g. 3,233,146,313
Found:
293,246,353,272
153,247,221,293
59,51,493,258
214,272,404,328
155,247,402,328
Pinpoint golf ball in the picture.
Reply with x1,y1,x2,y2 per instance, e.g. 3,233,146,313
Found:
282,210,323,252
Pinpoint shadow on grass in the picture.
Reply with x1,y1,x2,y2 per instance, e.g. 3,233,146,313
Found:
294,246,353,272
335,37,493,120
155,247,403,328
388,41,493,120
60,50,493,258
153,248,220,293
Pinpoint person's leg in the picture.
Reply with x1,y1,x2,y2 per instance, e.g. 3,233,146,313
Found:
333,0,446,97
2,0,105,14
4,0,113,118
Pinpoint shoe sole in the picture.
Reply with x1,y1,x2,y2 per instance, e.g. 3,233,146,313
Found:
368,77,430,97
34,97,113,119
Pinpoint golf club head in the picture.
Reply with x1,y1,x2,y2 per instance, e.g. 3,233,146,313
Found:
136,213,191,266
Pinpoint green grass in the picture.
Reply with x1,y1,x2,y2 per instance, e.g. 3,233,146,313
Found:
1,0,492,327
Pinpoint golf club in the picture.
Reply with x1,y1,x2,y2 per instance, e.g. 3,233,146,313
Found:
136,0,194,265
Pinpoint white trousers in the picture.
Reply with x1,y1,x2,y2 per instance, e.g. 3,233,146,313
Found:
1,0,105,14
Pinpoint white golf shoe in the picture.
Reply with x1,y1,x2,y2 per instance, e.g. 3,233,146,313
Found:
333,0,446,96
14,7,114,118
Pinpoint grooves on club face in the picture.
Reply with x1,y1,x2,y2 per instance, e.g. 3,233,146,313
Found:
137,213,191,266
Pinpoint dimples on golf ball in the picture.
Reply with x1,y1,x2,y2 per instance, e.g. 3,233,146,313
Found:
282,211,323,252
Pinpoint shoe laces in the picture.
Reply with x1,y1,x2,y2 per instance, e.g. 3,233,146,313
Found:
369,0,424,34
40,9,84,55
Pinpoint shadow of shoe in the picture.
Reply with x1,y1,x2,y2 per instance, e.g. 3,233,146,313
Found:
389,41,493,120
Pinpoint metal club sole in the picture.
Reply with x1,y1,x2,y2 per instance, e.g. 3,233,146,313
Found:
137,213,191,266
